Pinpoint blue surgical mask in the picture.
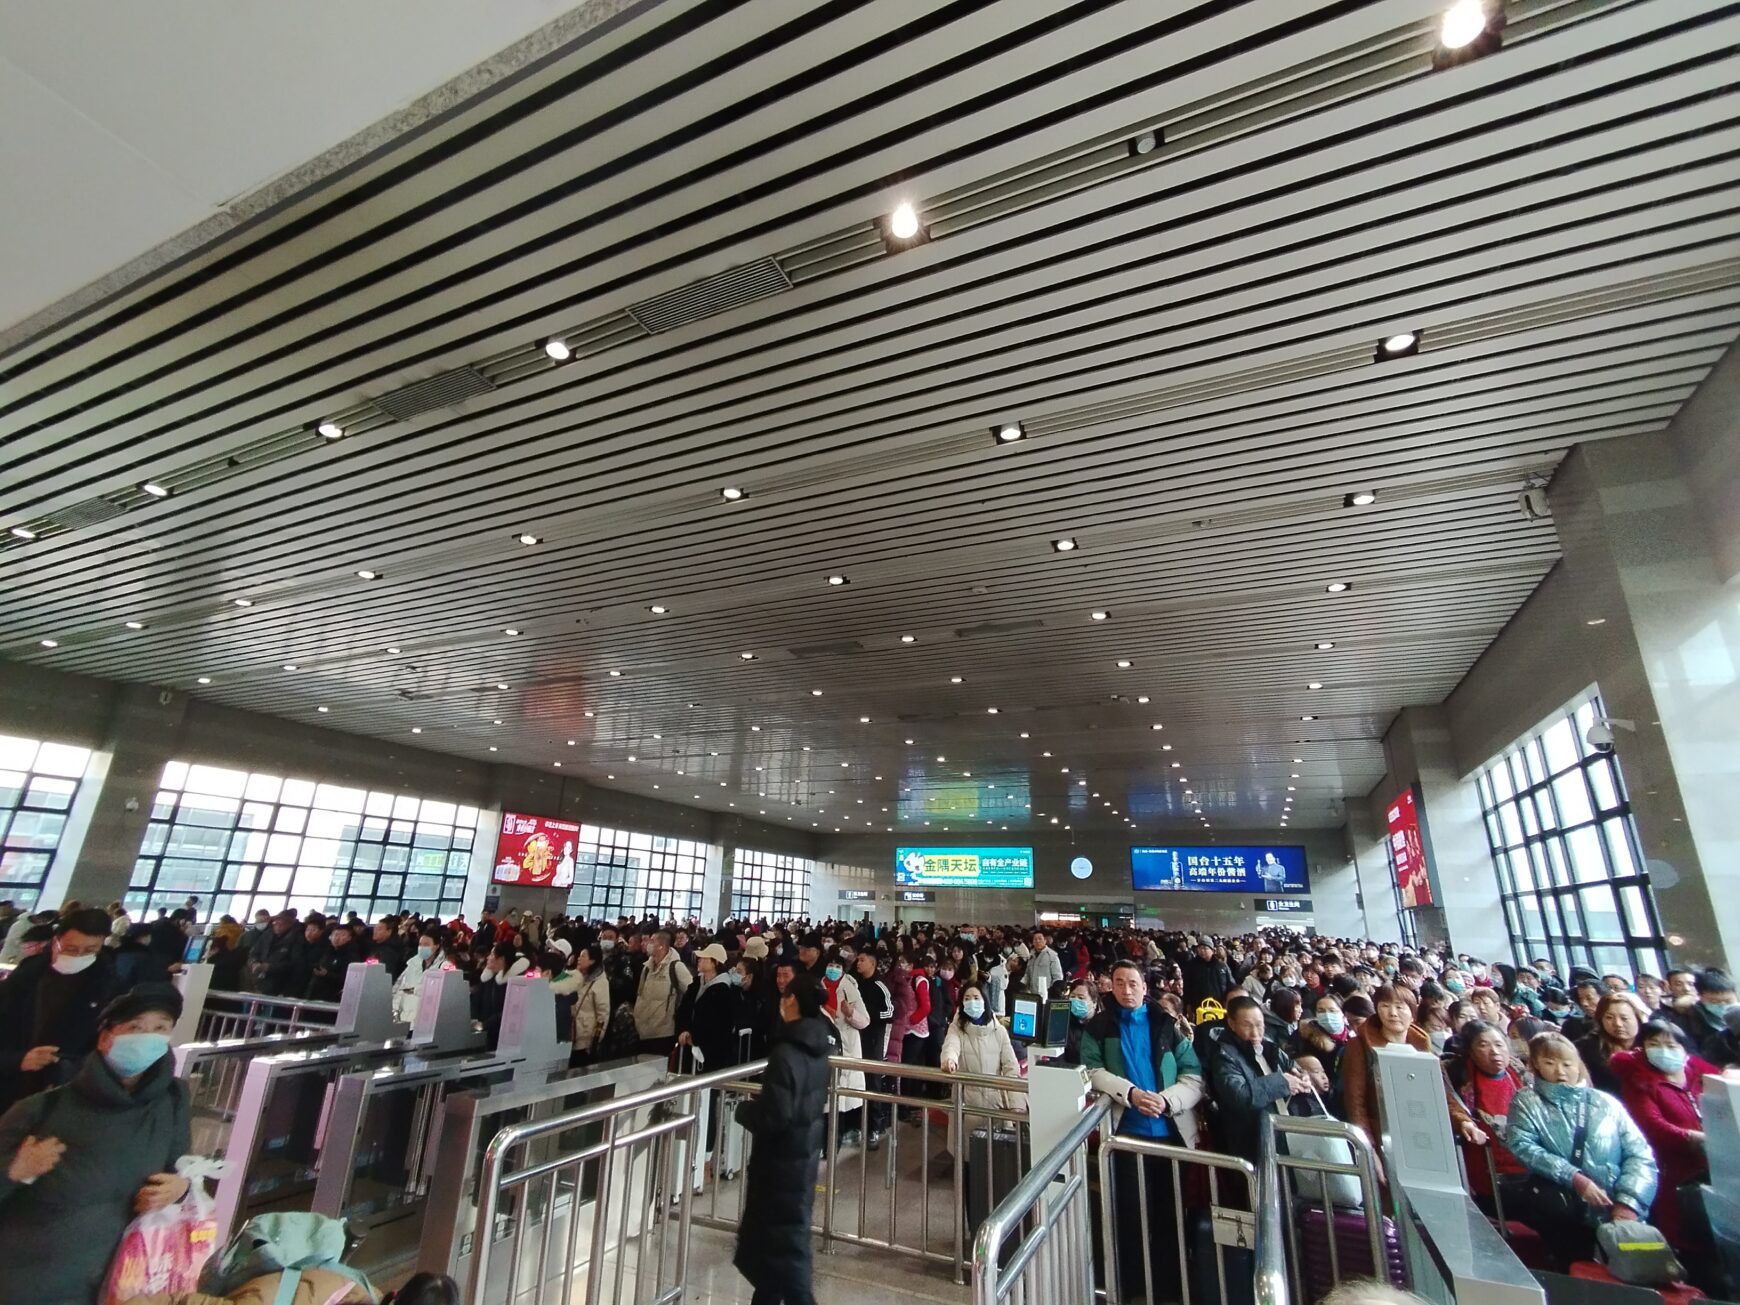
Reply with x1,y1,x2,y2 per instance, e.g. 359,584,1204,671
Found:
1538,1080,1584,1105
105,1031,171,1078
1070,998,1091,1020
1444,979,1465,994
1315,1011,1346,1035
1647,1045,1688,1073
963,999,986,1021
417,945,434,961
1702,1000,1734,1018
825,964,843,982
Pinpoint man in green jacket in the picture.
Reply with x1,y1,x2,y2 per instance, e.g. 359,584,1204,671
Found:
1080,960,1206,1303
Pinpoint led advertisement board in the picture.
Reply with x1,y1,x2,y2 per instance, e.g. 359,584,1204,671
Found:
1130,845,1309,893
492,812,580,888
895,846,1036,889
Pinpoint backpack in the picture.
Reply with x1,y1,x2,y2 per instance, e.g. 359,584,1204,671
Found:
600,1000,639,1057
199,1212,374,1302
1595,1219,1685,1287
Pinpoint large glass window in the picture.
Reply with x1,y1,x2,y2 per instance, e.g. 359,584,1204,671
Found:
731,848,811,921
0,734,94,911
564,825,707,922
134,761,478,921
1476,693,1668,980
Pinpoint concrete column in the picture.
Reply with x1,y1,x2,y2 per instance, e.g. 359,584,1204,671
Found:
63,684,187,909
1343,803,1401,944
1382,707,1507,960
1547,424,1739,966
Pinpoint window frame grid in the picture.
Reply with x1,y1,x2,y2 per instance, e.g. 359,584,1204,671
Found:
0,735,93,912
133,762,477,921
1476,694,1668,981
563,824,708,922
731,848,812,922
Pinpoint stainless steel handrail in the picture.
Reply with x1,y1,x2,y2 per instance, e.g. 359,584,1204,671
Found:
971,1094,1110,1305
1255,1113,1292,1305
1272,1113,1391,1291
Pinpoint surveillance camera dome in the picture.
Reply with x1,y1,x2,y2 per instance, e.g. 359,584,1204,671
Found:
1585,721,1616,753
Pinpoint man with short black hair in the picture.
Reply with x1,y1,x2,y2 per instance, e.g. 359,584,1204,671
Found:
0,908,122,1108
1668,968,1737,1053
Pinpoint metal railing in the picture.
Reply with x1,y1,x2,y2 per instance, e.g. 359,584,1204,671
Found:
1254,1115,1291,1305
469,1059,767,1305
971,1094,1109,1305
1272,1114,1400,1299
197,989,342,1041
695,1053,1030,1284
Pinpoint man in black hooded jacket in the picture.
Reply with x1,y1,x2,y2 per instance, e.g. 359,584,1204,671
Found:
734,971,830,1305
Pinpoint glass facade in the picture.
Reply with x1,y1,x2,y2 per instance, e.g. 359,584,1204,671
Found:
563,825,708,921
133,761,478,921
1476,692,1668,981
730,848,811,921
0,734,94,911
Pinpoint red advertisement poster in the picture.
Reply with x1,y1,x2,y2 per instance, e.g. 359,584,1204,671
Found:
492,812,580,887
1387,788,1433,909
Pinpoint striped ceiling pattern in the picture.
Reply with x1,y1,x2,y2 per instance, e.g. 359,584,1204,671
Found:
3,0,1737,840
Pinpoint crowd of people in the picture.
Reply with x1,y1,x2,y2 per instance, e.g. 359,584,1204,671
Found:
0,893,1735,1302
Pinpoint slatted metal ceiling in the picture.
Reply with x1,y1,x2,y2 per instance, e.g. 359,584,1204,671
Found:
3,0,1738,839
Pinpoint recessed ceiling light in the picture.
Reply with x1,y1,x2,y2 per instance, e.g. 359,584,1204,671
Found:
317,706,330,714
1376,331,1420,360
283,663,299,671
233,598,253,608
1162,744,1173,751
900,634,917,644
826,574,848,586
412,727,422,734
888,201,922,241
985,707,1000,715
1090,611,1109,621
38,638,57,648
720,486,746,502
356,569,377,580
740,652,756,660
517,533,540,546
543,338,572,362
1293,757,1304,763
1586,617,1607,627
1325,582,1351,594
488,745,497,751
751,726,761,732
1042,751,1053,758
1051,537,1078,553
1116,660,1132,669
649,605,668,614
124,620,145,630
1344,490,1378,508
386,646,401,654
1151,723,1164,731
1440,0,1488,49
1307,682,1323,690
949,675,964,684
859,716,871,723
628,755,637,762
196,676,211,685
1136,695,1150,705
493,719,504,726
936,755,946,762
1301,714,1317,722
1315,641,1336,650
503,627,520,637
992,421,1026,445
317,421,344,440
609,670,622,678
9,525,37,540
651,734,662,740
811,689,823,697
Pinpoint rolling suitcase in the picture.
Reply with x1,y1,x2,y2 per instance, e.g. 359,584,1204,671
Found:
1297,1204,1407,1299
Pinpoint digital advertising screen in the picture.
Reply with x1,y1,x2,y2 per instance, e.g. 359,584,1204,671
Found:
492,812,580,888
895,846,1035,889
1387,787,1434,909
1130,845,1309,893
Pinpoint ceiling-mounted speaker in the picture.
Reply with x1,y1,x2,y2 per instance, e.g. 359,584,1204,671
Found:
1519,485,1551,520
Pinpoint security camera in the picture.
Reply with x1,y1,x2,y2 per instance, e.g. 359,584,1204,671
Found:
1585,717,1635,754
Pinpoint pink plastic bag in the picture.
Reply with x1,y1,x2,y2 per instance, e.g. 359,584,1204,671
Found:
102,1156,223,1304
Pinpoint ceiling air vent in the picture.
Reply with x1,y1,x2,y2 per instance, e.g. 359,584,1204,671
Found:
786,638,865,659
955,618,1046,638
373,366,495,421
627,257,792,334
52,496,129,528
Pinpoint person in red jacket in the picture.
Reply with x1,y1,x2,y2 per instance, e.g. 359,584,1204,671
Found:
1447,1020,1528,1214
1610,1019,1717,1250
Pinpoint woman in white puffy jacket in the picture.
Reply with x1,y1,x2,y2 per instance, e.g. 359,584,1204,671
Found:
823,946,871,1141
940,983,1025,1113
392,930,447,1025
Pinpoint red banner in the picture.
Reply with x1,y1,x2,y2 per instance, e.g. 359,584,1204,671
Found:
492,812,580,888
1387,789,1432,909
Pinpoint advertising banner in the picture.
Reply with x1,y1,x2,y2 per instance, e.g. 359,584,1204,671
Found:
1387,788,1433,909
1130,845,1309,893
492,812,580,888
895,846,1035,889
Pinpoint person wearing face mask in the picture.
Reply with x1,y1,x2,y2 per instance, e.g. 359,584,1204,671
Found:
817,945,870,1146
0,908,122,1111
1057,980,1096,1067
939,981,1024,1153
1665,968,1738,1059
392,929,447,1025
1506,1031,1657,1269
1290,994,1352,1091
558,944,613,1068
0,986,191,1305
1610,1020,1715,1253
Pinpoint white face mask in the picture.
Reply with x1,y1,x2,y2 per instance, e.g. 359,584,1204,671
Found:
52,950,97,976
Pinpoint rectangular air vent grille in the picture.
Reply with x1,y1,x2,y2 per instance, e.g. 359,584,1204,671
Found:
627,257,792,334
955,618,1046,638
786,638,866,659
374,366,496,420
53,496,129,528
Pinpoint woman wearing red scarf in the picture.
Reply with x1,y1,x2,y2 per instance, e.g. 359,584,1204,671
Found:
1446,1020,1528,1213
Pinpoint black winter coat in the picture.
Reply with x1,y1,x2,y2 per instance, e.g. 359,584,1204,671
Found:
0,951,124,1109
1181,957,1237,1022
683,977,744,1070
248,924,303,995
1210,1033,1297,1165
734,1015,831,1289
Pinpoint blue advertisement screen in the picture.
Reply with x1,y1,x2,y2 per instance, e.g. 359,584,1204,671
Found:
1130,845,1309,893
896,846,1036,889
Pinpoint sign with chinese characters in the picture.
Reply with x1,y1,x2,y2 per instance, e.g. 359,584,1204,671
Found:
1130,845,1309,893
838,889,874,901
492,812,580,888
896,846,1035,889
1256,898,1312,914
898,889,935,903
1387,787,1434,909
